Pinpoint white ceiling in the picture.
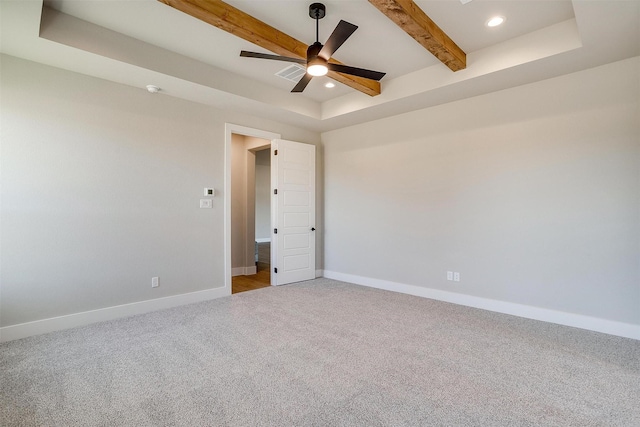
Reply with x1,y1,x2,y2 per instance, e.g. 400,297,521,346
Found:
1,0,639,132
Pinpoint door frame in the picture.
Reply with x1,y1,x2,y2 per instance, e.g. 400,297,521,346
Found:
224,124,281,294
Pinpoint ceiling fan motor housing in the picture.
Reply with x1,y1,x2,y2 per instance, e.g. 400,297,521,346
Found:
307,42,323,61
306,42,328,76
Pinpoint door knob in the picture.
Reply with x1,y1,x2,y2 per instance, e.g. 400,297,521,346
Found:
311,227,316,231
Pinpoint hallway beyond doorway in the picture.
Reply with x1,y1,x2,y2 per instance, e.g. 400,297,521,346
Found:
232,242,270,294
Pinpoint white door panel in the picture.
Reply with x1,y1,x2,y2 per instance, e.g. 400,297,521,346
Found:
284,234,310,250
284,169,310,186
272,139,316,285
283,212,310,227
283,191,310,206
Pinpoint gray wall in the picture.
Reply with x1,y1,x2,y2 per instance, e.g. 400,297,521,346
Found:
0,55,320,327
322,57,640,325
3,51,637,331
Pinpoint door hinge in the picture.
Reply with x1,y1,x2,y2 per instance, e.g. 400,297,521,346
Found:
274,228,278,234
274,189,278,195
274,268,278,273
274,149,278,155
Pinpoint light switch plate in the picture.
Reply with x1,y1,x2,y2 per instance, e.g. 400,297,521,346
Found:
200,199,212,208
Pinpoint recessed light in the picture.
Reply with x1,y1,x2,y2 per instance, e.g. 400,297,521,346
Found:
325,82,335,88
486,16,505,27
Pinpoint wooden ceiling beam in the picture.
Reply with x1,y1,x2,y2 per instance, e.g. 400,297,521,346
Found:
368,0,466,71
158,0,381,96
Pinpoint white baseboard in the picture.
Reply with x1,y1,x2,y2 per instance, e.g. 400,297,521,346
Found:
0,286,230,343
7,271,635,343
255,238,271,243
322,270,640,341
232,266,257,277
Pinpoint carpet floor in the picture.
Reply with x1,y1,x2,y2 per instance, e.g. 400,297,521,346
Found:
1,278,639,426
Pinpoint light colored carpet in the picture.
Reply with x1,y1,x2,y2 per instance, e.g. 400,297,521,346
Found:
1,278,639,426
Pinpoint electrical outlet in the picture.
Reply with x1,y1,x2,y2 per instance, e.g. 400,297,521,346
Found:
152,277,159,288
453,272,460,282
447,271,454,281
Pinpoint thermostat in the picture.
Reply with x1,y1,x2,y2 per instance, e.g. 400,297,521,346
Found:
204,188,215,197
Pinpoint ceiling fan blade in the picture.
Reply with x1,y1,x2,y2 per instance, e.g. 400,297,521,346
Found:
318,20,358,60
292,73,313,92
240,51,306,64
327,63,386,81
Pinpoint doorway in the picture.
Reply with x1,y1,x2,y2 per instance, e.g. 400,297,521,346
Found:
231,144,272,294
224,124,317,295
229,133,271,294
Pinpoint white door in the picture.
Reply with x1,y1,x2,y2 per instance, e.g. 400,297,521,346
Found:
271,139,316,285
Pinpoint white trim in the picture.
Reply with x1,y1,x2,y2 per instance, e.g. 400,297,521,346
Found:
231,266,258,276
322,270,640,340
270,141,278,286
224,124,280,293
0,287,228,343
255,238,271,243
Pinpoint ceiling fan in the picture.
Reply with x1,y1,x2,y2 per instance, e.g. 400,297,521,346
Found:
240,2,386,93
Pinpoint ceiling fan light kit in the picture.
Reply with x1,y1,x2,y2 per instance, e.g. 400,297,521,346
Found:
307,61,328,77
239,2,386,93
306,42,328,76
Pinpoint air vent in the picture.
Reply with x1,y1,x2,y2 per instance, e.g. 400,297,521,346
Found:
275,64,306,82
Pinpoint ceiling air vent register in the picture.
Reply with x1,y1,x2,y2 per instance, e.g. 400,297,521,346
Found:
275,64,307,83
